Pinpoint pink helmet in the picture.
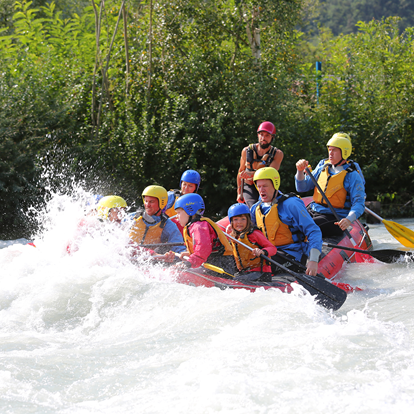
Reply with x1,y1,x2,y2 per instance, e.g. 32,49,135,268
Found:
257,121,276,135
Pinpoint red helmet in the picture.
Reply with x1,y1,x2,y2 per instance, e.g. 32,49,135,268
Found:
257,121,276,135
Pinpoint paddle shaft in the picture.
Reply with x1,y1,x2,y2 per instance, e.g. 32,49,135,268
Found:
173,252,235,278
304,166,356,245
139,242,185,248
323,242,412,263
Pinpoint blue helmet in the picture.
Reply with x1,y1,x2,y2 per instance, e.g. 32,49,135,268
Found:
228,203,251,221
180,170,201,191
175,193,205,216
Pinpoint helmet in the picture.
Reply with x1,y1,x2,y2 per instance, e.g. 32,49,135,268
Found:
331,132,351,144
142,185,168,210
175,193,205,216
253,167,280,191
228,203,250,221
97,195,127,220
327,134,352,159
180,169,201,191
257,121,276,135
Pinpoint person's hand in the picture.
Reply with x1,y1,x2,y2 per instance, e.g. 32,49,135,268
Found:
239,170,253,180
306,260,318,276
251,248,264,257
179,251,190,261
162,251,176,263
335,218,352,231
296,159,309,172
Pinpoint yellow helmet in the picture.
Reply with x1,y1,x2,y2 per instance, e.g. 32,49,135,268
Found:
97,195,127,220
327,134,352,159
142,185,168,210
331,132,351,144
253,167,280,190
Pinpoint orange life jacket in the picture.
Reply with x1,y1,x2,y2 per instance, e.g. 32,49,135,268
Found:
231,232,263,271
129,213,167,245
255,202,294,247
244,144,278,185
313,162,348,209
164,190,180,217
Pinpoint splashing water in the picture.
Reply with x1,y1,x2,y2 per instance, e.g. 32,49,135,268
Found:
1,192,414,413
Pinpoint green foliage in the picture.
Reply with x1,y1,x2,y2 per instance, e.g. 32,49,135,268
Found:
1,1,414,238
316,0,414,36
298,17,414,201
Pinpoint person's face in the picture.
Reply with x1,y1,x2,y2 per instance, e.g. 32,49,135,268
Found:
181,181,197,195
258,131,273,149
144,196,160,216
256,179,276,203
328,146,343,165
176,208,190,227
232,215,248,232
108,207,125,223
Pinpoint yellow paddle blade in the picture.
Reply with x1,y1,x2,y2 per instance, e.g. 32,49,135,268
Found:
202,263,235,278
383,219,414,248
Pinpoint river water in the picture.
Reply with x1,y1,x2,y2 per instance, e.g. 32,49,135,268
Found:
1,193,414,413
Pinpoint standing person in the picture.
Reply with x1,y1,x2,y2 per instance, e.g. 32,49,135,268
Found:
129,185,186,258
237,122,284,207
171,193,236,275
250,167,322,276
227,203,276,278
295,133,366,237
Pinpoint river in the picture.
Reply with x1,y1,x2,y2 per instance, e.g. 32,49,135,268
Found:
1,193,414,413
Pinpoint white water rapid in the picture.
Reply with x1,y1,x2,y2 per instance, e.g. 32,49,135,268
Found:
1,193,414,413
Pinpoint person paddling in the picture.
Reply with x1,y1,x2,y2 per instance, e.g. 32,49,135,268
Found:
171,193,236,275
129,185,186,261
295,133,366,237
237,122,284,207
227,203,276,280
250,167,322,276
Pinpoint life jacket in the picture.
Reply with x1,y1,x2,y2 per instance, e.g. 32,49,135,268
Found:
313,160,357,209
245,143,278,172
255,193,304,247
129,213,168,245
183,217,233,256
164,189,181,217
231,231,263,272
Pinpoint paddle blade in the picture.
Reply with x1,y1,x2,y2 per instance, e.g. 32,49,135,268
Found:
294,274,347,311
383,219,414,248
202,263,234,278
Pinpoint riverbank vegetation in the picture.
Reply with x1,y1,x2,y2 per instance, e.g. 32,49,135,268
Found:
1,0,414,238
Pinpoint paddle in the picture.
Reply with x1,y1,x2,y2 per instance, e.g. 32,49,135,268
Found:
140,242,185,248
274,250,361,293
173,252,236,279
322,242,413,263
364,206,414,248
222,231,347,311
304,166,356,246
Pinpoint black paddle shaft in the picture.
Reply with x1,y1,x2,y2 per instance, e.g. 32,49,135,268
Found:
323,242,413,264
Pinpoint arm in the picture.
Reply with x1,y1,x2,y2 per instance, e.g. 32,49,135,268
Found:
269,149,284,171
295,160,324,193
237,148,247,202
161,219,186,253
342,172,366,224
250,230,277,257
187,222,214,268
283,198,322,275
